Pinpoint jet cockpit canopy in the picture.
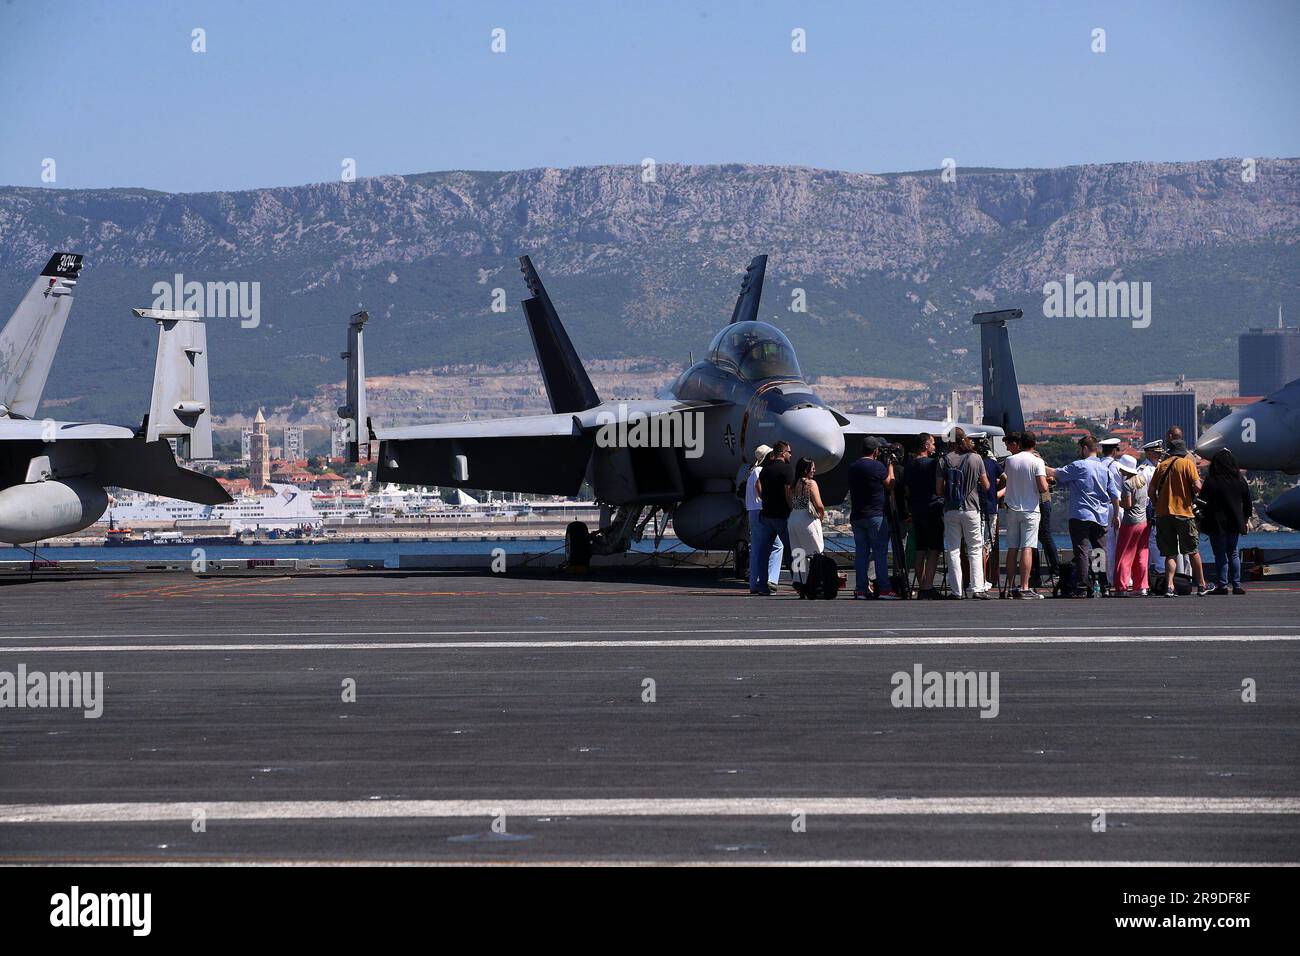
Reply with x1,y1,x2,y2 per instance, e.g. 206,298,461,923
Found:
706,321,802,382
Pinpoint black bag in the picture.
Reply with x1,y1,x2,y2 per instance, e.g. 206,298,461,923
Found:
1052,560,1077,598
1151,570,1193,595
804,553,840,599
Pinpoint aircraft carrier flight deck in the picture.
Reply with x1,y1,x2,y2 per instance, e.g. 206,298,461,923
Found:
2,569,1297,866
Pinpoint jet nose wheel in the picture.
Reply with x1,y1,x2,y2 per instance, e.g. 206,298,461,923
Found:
563,520,592,573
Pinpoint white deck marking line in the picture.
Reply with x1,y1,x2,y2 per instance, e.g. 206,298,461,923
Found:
11,860,1295,868
2,796,1298,824
1,624,1297,641
1,634,1298,653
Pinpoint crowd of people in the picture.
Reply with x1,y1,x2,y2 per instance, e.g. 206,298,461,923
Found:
742,424,1255,599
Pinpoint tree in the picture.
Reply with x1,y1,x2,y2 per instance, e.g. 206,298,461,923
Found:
1203,403,1233,428
1037,435,1082,468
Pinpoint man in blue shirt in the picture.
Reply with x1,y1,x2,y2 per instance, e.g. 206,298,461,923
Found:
1053,435,1121,597
848,436,897,599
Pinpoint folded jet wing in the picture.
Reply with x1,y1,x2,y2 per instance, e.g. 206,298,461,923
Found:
374,395,722,495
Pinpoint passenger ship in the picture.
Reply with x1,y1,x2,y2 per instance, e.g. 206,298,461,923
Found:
106,483,320,531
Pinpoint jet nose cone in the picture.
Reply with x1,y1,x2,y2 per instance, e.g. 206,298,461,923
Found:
1195,424,1227,458
1196,405,1293,468
779,407,844,472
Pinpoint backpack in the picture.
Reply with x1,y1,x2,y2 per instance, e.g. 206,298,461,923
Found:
1052,560,1077,598
803,553,841,599
942,454,968,511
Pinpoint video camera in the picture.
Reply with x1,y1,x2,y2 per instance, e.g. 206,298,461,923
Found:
881,441,906,467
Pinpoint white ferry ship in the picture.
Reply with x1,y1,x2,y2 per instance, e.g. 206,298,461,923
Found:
107,483,320,531
105,482,602,532
311,490,371,521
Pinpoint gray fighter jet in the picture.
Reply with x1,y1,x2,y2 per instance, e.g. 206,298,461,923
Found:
340,255,1024,554
0,253,230,545
1197,377,1300,528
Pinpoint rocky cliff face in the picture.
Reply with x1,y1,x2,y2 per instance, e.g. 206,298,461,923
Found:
1,159,1296,422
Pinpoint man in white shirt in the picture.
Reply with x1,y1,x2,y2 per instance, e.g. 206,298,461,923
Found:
744,444,783,593
1002,431,1052,599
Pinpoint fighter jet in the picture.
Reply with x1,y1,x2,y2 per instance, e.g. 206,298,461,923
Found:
0,253,230,545
1196,377,1300,528
340,255,1023,553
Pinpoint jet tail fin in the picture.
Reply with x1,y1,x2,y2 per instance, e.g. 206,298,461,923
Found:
973,308,1026,435
518,255,600,413
133,308,214,460
728,255,768,324
0,252,84,419
337,310,371,463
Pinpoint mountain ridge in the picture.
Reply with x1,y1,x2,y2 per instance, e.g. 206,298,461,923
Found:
1,158,1296,423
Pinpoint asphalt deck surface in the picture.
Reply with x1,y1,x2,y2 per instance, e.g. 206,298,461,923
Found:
1,568,1297,864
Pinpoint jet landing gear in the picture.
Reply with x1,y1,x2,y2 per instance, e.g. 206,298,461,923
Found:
562,521,592,573
563,505,665,570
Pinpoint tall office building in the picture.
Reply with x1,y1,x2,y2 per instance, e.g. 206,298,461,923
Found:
1143,390,1197,447
1239,322,1300,397
283,424,305,462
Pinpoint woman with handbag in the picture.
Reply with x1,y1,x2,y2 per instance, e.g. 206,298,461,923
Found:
786,457,826,595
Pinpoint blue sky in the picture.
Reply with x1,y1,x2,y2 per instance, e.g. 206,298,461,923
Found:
1,0,1297,192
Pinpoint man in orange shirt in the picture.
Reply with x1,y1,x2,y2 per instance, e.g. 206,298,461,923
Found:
1149,427,1208,596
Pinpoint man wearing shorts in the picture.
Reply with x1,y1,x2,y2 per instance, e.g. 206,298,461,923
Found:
1001,431,1052,599
1149,431,1208,597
